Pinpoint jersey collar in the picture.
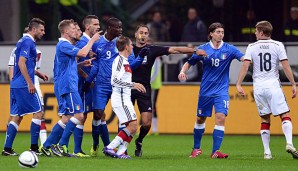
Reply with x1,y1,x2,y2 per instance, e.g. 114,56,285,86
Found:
58,37,72,44
209,40,224,49
23,33,35,42
83,32,91,40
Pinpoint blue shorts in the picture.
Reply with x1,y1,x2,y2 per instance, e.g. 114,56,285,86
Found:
59,92,84,116
10,88,42,116
93,84,112,111
80,88,93,114
197,95,230,117
54,83,64,115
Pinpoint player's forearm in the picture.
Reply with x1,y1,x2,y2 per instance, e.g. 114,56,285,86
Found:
129,55,143,70
78,68,88,79
19,60,33,85
180,62,191,74
236,62,250,85
282,62,296,86
77,41,95,57
169,47,194,54
112,77,134,88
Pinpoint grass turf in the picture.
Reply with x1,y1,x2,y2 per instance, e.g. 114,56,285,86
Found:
0,133,297,171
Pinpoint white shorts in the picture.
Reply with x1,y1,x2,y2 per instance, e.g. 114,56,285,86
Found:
34,77,44,106
112,103,137,125
254,87,289,116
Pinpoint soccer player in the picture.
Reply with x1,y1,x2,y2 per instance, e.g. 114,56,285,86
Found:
85,17,146,155
130,24,204,157
103,36,146,159
74,15,101,157
178,22,244,159
2,18,47,156
236,21,298,160
40,19,100,157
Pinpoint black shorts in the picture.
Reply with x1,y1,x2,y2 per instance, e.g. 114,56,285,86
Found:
131,86,152,113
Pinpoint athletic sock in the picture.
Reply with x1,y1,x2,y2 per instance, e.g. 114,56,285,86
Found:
100,121,110,146
92,119,101,149
4,121,18,149
212,125,225,153
117,136,133,155
152,117,158,133
193,122,205,149
59,117,79,147
74,125,84,153
281,117,293,145
260,122,271,154
107,129,131,149
137,126,150,143
39,119,47,145
43,120,65,148
30,118,41,148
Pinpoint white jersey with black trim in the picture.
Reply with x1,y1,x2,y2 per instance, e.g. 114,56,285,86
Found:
111,55,134,107
244,39,287,89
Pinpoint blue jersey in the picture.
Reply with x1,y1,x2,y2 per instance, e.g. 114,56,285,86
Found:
188,41,243,96
11,34,37,88
76,33,92,75
87,36,119,86
56,38,80,95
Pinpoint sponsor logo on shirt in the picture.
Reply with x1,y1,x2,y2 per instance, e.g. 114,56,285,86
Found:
148,107,152,111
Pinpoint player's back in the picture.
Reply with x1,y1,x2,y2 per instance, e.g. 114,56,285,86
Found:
93,36,119,85
246,39,287,88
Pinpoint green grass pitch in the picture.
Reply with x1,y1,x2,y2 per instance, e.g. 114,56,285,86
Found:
0,133,297,171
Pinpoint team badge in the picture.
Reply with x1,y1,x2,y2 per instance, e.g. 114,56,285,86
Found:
75,104,81,110
124,64,132,73
221,53,227,60
198,109,202,115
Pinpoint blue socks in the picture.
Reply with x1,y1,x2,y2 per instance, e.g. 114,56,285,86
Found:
4,121,18,149
92,120,101,147
74,125,84,153
100,121,110,146
59,117,79,147
30,119,41,146
212,125,225,153
193,123,205,149
43,121,65,148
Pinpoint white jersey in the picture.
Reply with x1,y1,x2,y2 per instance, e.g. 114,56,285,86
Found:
111,55,134,107
244,39,287,89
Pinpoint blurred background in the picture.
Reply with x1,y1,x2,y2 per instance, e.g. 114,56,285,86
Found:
1,0,298,83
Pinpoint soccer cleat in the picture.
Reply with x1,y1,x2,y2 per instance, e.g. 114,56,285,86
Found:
117,153,132,159
210,150,229,159
50,145,62,157
189,148,202,158
39,146,51,157
90,144,99,157
30,148,44,156
102,147,118,158
286,144,298,159
264,153,272,160
73,151,91,157
56,144,76,157
135,139,143,157
1,149,18,156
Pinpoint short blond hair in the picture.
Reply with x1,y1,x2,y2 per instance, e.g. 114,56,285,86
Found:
255,21,272,37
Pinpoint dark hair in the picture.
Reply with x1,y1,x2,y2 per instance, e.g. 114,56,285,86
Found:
208,22,224,40
116,36,131,51
58,19,74,33
28,18,45,31
255,21,272,37
82,15,98,29
135,24,149,32
106,17,121,27
23,27,29,33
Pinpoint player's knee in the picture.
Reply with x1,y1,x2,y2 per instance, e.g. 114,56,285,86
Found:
93,110,103,120
33,112,43,120
196,116,206,124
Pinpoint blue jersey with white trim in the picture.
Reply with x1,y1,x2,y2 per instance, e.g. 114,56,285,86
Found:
88,36,119,86
76,34,92,75
188,42,243,96
56,38,80,95
11,34,37,88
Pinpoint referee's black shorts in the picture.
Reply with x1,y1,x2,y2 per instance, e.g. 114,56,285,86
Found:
131,86,152,113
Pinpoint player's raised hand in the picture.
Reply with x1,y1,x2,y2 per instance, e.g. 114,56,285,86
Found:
82,57,96,67
178,71,188,81
133,83,146,93
291,84,297,99
236,84,245,96
89,51,97,58
91,31,102,42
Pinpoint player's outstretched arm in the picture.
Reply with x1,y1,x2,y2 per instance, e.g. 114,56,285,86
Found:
178,62,191,81
236,60,250,95
281,60,297,98
19,57,36,94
